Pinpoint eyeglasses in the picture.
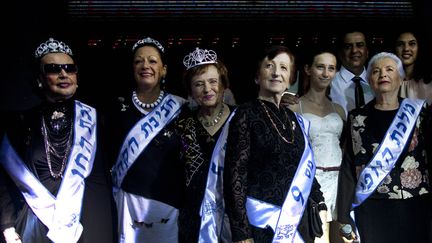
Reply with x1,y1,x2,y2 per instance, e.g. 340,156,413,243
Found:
43,64,78,74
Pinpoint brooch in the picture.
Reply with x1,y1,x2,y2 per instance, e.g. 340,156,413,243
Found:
51,111,65,120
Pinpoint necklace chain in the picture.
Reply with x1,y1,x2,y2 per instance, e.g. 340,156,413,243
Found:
198,103,225,127
132,90,165,109
41,116,73,179
259,100,295,144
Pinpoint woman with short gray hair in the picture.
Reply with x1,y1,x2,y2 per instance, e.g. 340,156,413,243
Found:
337,52,432,242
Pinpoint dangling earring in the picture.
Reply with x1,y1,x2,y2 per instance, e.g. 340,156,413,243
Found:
254,79,259,84
161,79,166,85
37,80,42,88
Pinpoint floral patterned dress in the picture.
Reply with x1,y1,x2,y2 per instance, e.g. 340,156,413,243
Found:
337,98,432,242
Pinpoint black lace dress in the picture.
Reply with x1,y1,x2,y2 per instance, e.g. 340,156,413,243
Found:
0,99,116,243
223,99,324,243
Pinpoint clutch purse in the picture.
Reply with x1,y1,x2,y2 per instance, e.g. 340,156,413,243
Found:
307,197,324,238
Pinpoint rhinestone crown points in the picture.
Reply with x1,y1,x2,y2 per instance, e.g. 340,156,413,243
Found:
35,38,73,58
183,47,218,70
132,37,165,53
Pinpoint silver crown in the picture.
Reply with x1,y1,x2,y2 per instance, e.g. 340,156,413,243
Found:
183,47,218,70
132,37,165,53
34,38,73,58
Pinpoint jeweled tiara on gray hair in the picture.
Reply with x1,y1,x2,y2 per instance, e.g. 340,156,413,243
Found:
183,47,218,70
132,37,165,53
34,38,73,58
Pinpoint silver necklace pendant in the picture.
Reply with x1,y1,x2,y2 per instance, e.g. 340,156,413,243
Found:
51,110,65,120
50,117,67,133
49,109,68,133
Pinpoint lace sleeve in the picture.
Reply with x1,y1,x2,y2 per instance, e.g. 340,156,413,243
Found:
224,108,253,241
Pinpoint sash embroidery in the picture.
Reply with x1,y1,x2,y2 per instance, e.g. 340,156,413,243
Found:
353,98,425,207
246,113,316,243
198,109,237,243
0,100,97,243
111,94,185,189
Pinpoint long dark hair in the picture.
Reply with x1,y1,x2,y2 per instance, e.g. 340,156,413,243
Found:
394,30,431,84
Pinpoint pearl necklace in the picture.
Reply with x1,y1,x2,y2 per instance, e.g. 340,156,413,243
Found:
198,103,225,127
132,90,165,109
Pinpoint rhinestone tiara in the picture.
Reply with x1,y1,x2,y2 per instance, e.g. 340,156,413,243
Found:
183,47,218,70
34,38,73,58
132,37,165,53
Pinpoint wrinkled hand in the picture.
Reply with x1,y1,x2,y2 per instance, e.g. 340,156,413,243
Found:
3,227,22,243
341,232,357,243
281,91,299,106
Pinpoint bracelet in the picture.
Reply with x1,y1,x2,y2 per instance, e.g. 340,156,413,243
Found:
317,202,327,211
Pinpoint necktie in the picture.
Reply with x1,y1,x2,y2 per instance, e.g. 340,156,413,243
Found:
352,76,365,108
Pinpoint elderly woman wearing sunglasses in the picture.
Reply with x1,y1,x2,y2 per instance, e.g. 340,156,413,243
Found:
0,38,116,243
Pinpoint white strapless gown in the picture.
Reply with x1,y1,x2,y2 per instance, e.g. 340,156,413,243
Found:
302,112,343,222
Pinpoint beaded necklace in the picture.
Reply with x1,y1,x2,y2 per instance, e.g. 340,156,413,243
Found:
132,90,165,109
198,103,225,127
41,116,73,179
259,100,295,144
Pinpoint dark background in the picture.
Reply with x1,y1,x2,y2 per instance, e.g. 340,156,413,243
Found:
2,0,431,111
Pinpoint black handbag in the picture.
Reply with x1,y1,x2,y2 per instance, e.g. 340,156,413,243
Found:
307,197,324,238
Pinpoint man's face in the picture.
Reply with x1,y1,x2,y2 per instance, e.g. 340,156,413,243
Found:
340,32,369,74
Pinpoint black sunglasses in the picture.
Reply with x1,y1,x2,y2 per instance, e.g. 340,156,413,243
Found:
43,64,78,74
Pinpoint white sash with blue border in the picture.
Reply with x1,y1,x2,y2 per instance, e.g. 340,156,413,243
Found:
111,94,185,189
0,100,97,243
353,98,425,207
246,113,316,243
350,98,424,242
198,109,236,243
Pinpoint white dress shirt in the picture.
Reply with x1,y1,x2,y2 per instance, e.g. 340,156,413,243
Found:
330,66,374,117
